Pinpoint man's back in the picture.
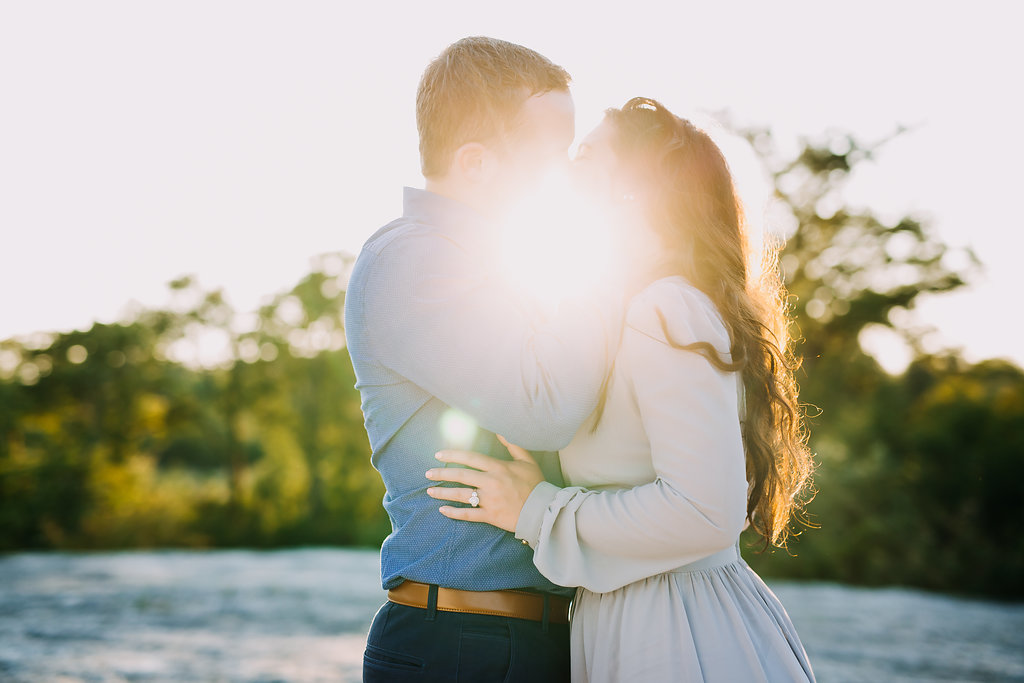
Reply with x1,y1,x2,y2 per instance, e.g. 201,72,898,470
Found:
346,189,576,593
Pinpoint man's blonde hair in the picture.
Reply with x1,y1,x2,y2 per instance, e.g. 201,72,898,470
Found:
416,37,571,178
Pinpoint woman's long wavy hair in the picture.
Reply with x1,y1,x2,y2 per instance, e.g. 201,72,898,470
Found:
597,97,815,549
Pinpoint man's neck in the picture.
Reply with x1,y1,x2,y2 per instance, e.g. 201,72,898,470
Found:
424,178,495,218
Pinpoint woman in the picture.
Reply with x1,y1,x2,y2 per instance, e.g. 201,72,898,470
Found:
425,97,816,682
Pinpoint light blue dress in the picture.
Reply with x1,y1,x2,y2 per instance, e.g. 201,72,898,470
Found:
516,276,815,682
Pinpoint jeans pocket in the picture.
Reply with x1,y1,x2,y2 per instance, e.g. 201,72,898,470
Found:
457,621,512,683
363,643,425,677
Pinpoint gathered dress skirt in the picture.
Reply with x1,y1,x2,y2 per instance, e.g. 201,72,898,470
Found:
569,544,816,682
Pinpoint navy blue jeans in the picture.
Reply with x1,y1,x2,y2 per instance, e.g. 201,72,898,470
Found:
362,599,570,682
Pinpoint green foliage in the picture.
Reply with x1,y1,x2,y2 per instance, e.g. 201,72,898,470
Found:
0,253,388,551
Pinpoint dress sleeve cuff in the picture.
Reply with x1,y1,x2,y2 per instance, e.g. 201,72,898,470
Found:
515,481,561,549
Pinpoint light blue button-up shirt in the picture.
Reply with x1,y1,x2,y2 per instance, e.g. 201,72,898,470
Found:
344,187,622,593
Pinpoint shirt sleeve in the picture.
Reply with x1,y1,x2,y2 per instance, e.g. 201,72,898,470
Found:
514,282,750,592
360,230,624,451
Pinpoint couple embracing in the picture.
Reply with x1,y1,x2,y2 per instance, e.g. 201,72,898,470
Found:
345,36,816,682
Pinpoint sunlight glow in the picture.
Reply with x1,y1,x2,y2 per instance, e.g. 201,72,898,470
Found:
858,323,913,375
498,168,612,311
439,408,478,451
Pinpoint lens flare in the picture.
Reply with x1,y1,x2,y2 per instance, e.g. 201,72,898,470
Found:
439,408,478,450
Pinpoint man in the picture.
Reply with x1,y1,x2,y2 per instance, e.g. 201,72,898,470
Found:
345,37,622,681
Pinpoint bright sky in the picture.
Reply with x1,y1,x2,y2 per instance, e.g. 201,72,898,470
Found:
2,1,1022,370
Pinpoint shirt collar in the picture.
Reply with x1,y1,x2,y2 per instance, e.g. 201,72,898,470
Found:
402,187,499,253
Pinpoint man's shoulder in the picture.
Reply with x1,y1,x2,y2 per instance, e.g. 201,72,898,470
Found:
348,217,468,316
356,216,462,272
359,216,419,256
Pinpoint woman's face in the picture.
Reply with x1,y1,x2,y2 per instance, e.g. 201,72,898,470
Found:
570,118,622,204
571,116,666,275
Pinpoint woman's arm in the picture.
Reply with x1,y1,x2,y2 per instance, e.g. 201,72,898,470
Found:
428,282,750,593
519,320,748,592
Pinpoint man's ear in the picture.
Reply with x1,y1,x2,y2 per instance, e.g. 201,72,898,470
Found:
452,142,496,184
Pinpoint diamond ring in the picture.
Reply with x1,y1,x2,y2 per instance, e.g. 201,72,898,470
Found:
468,490,480,508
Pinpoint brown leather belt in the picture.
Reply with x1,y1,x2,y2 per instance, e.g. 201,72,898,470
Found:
388,580,570,625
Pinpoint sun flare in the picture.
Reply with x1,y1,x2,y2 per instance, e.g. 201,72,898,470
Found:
498,168,613,311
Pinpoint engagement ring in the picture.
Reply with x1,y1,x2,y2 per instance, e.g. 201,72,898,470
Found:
469,490,480,508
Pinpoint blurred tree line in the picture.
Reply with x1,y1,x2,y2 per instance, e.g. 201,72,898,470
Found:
1,130,1022,599
0,254,389,551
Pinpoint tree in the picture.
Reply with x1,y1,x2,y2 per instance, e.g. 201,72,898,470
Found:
741,126,979,368
737,126,1024,598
